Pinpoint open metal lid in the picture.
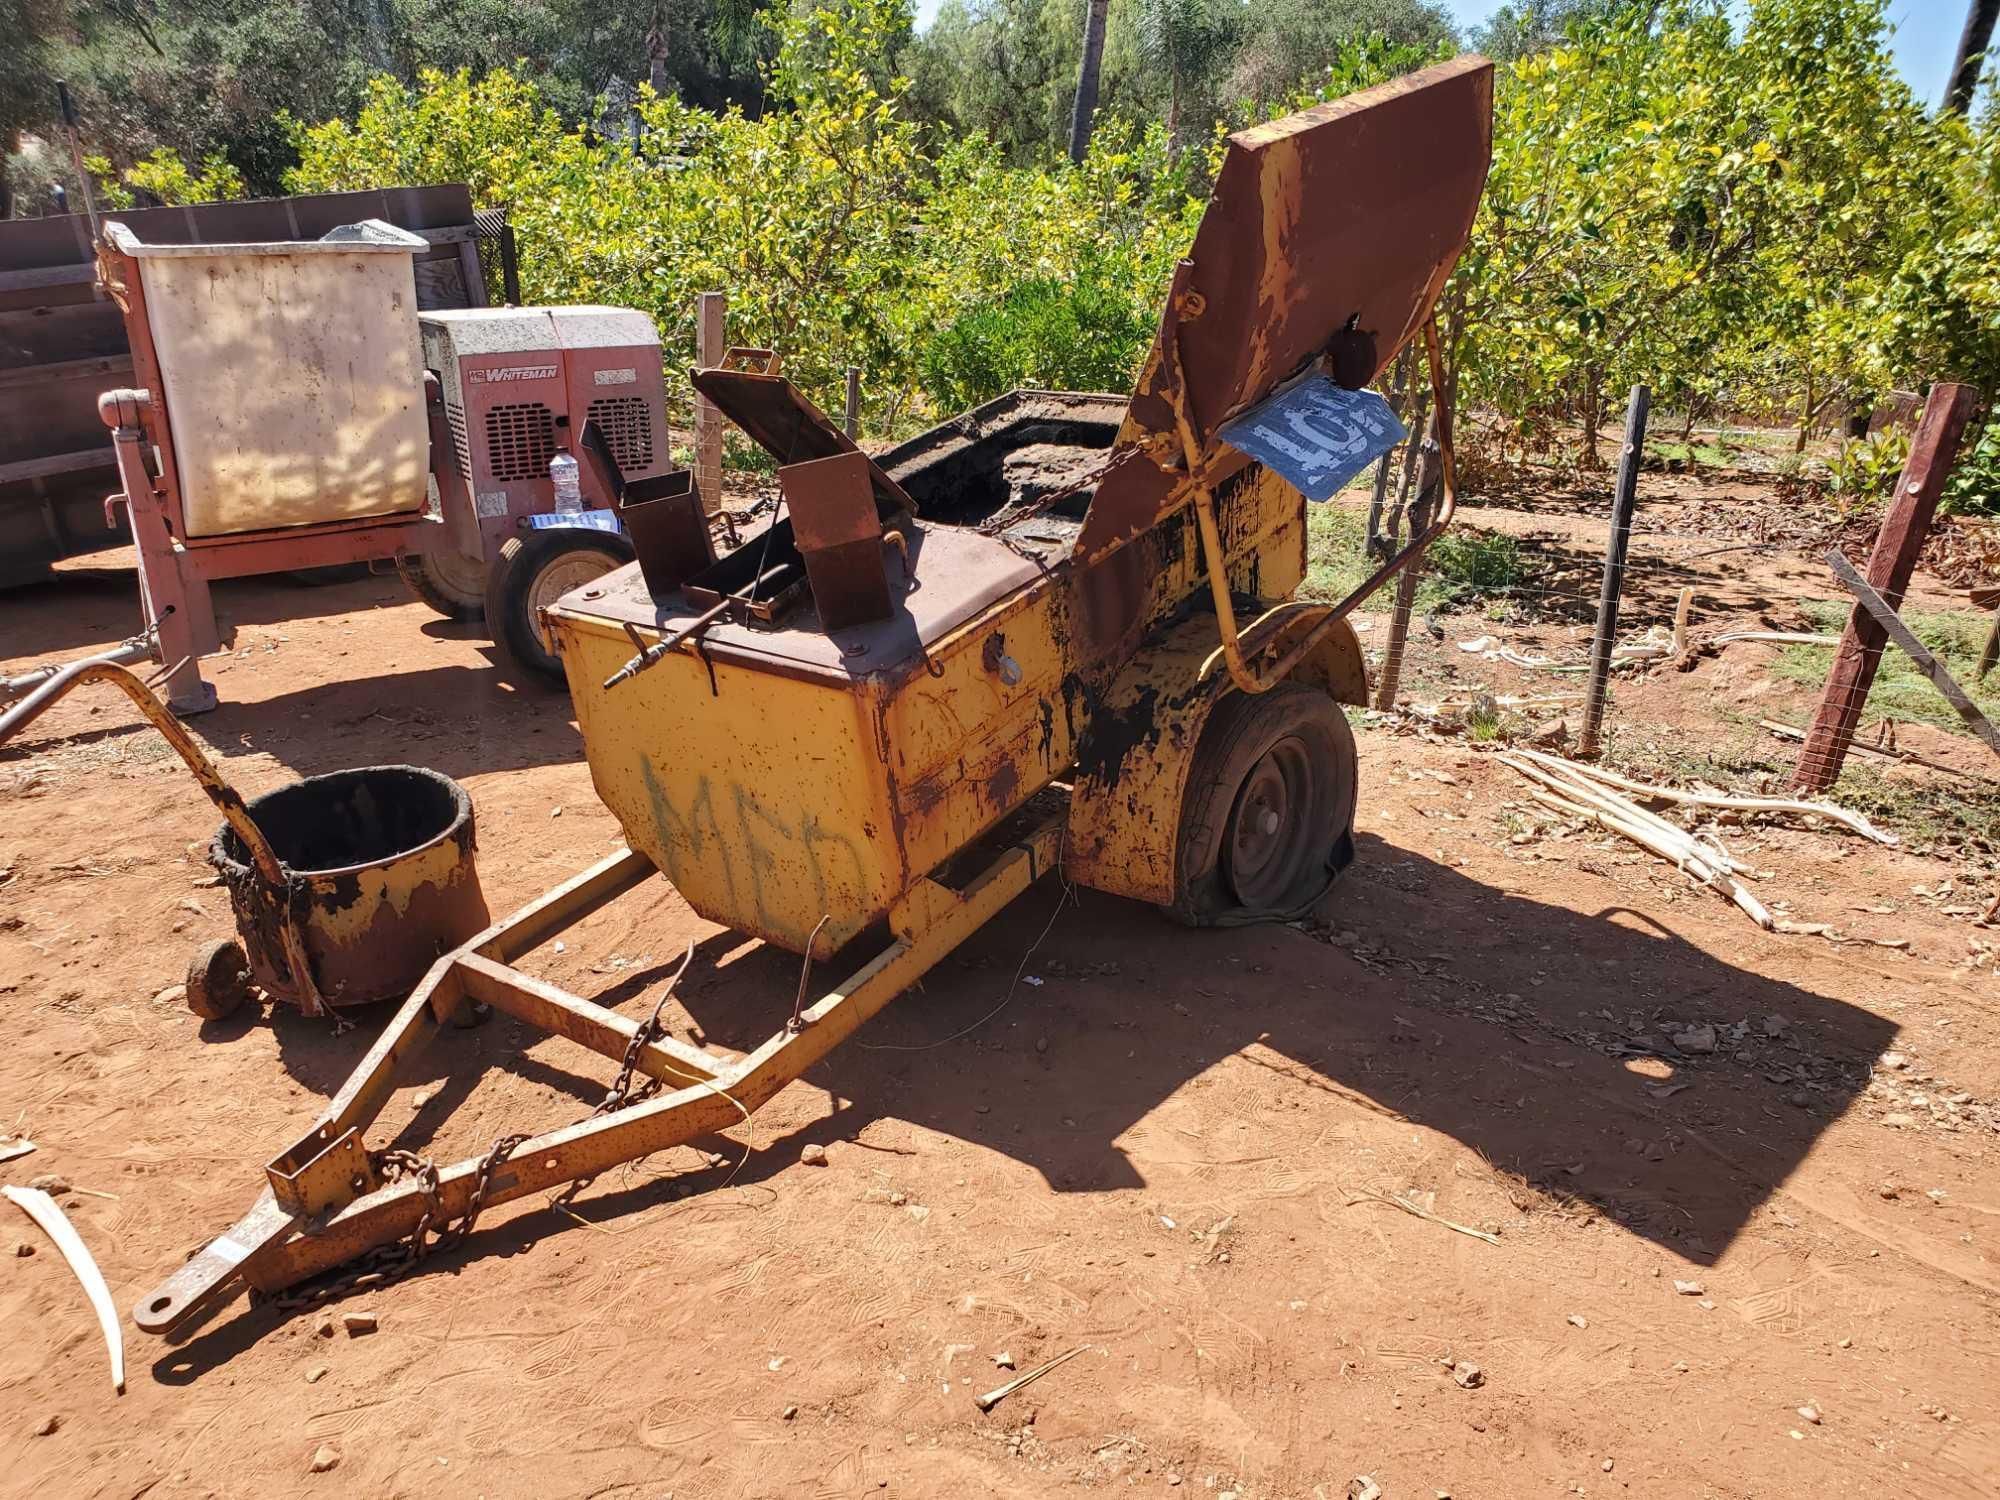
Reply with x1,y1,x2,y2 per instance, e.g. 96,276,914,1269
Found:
689,367,914,518
1073,54,1494,566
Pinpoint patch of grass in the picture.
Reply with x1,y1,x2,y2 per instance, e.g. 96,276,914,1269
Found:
1647,440,1735,469
1603,730,2000,865
1769,599,2000,740
1825,764,2000,864
722,434,777,474
1304,506,1527,616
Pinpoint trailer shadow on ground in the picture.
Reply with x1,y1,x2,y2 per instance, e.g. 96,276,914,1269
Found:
154,830,1894,1384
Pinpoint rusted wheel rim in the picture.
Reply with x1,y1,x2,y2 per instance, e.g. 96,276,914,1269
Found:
1223,736,1315,909
527,550,619,653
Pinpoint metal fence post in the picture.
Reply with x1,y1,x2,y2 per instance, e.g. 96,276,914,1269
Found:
1372,412,1437,713
694,291,726,517
1791,382,1978,792
1575,383,1651,759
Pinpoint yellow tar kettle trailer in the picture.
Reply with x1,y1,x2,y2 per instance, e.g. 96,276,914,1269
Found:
136,56,1493,1337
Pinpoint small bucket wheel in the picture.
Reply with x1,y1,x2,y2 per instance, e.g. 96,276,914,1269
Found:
186,937,254,1022
1165,683,1359,927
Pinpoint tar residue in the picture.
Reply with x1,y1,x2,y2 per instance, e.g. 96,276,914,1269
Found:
215,764,467,875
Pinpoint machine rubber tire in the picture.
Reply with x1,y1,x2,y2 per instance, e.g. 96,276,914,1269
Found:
485,529,635,685
186,937,253,1022
1162,683,1358,928
398,551,488,621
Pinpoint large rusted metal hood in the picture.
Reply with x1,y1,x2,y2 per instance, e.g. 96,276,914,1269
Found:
1074,54,1494,566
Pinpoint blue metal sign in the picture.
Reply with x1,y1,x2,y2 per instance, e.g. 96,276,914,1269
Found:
526,509,621,533
1218,378,1404,502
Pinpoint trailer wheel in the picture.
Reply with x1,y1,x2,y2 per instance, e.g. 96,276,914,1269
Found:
186,937,253,1022
1164,683,1357,927
485,529,635,684
397,550,488,621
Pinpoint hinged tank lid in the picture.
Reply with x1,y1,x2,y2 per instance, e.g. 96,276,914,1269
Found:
1072,54,1493,566
690,367,914,519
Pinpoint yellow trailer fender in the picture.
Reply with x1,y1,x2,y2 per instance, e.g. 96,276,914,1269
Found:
1063,604,1366,910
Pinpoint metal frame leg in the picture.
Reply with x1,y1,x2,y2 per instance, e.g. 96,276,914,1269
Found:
103,391,220,715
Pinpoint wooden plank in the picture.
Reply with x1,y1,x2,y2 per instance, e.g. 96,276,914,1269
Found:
0,263,97,295
0,447,115,484
1824,548,2000,760
0,353,131,391
1793,382,1979,791
696,292,725,515
456,953,725,1084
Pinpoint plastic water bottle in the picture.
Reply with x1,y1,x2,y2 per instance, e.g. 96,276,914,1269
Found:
549,451,582,514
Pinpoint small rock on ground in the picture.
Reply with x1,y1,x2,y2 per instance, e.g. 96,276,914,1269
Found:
309,1445,341,1474
1672,1025,1716,1054
799,1143,827,1166
33,1415,59,1437
341,1311,378,1336
1451,1360,1484,1389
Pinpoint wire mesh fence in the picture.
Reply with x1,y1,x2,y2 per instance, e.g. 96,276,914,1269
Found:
1305,381,1997,798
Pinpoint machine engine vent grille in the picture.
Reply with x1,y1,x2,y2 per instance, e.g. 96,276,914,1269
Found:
485,402,557,483
445,399,472,483
586,396,655,475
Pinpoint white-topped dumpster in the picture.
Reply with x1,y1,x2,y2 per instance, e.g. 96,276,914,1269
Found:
105,219,430,537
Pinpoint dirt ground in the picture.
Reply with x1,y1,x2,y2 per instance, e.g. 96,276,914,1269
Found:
2,486,1997,1499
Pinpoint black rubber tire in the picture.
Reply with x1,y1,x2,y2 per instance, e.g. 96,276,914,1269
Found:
484,529,635,685
1162,683,1358,928
397,551,487,621
186,937,253,1022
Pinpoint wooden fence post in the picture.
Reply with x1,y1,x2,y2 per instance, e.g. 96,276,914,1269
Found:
1576,384,1650,759
844,367,861,440
1792,382,1979,793
694,291,726,517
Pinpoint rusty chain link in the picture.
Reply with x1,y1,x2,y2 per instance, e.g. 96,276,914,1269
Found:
259,1134,528,1315
596,942,697,1116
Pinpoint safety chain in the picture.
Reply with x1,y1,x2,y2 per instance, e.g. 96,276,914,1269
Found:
598,1004,669,1116
258,1134,528,1315
596,943,698,1117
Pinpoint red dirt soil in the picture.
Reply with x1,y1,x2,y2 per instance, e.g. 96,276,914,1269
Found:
1,535,1996,1500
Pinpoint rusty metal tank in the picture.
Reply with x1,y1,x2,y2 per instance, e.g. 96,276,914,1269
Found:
210,765,490,1009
